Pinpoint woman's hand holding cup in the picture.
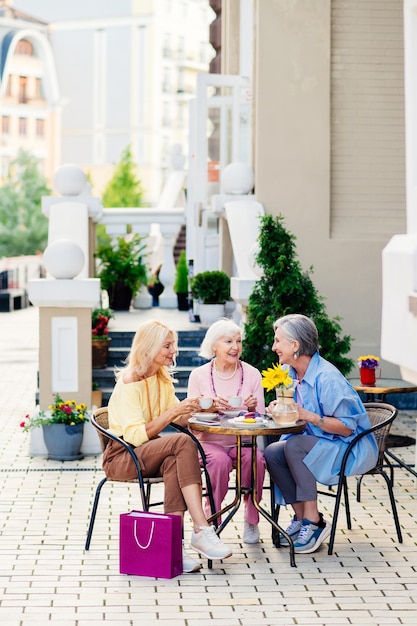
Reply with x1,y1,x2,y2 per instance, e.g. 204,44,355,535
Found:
199,396,214,410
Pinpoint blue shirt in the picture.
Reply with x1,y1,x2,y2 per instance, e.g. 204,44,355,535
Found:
287,352,378,485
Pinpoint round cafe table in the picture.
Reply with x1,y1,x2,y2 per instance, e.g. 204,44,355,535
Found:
189,416,305,567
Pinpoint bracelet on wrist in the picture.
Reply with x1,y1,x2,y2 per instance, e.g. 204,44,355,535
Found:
317,416,325,430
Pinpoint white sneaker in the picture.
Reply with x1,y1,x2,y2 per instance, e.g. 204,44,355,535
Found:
182,549,202,573
293,515,331,554
279,515,302,547
243,521,260,544
190,525,233,560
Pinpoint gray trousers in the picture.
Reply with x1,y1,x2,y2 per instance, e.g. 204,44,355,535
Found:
264,434,319,503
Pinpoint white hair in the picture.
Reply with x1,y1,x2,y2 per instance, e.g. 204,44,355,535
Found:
199,318,243,359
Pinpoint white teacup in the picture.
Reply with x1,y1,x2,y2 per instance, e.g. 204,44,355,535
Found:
228,396,242,408
199,396,213,410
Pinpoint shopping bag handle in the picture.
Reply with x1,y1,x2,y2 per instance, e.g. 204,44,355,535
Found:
133,520,155,550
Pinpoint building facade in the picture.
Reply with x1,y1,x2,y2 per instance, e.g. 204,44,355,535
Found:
11,0,213,203
217,0,407,374
0,1,61,181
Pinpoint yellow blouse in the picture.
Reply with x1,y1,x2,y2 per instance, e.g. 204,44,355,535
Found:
108,374,179,447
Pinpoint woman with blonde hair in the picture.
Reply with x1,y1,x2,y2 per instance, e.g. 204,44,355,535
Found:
103,320,233,572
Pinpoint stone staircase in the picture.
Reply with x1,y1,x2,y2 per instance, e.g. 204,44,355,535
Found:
93,328,207,405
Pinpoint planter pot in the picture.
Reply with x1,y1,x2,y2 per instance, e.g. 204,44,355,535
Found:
198,303,225,327
92,389,102,407
42,423,84,461
107,281,133,311
92,338,111,369
359,367,376,385
176,292,189,311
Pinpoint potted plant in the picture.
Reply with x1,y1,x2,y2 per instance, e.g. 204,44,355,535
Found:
92,307,113,368
20,393,90,461
95,234,148,310
357,355,380,385
92,381,103,408
173,250,189,311
190,270,230,326
147,264,165,307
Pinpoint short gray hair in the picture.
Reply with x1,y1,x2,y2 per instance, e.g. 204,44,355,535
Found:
273,314,318,357
199,318,243,359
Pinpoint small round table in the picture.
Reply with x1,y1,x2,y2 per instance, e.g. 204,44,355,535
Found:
189,416,305,567
350,377,417,480
349,377,417,402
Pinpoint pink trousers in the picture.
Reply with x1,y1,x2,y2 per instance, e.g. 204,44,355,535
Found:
201,442,266,525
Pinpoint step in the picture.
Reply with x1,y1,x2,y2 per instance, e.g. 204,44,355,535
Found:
38,328,207,408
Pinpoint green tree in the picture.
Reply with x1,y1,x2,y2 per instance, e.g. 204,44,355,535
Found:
102,145,144,208
0,149,51,257
241,215,354,402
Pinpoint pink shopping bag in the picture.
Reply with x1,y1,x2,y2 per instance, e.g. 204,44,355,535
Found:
119,510,183,578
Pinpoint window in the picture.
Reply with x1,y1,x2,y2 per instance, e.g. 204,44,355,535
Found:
16,40,33,56
163,34,171,58
2,116,10,134
36,119,45,137
19,118,27,136
5,77,12,97
162,68,170,93
18,76,28,103
34,78,42,99
162,102,170,126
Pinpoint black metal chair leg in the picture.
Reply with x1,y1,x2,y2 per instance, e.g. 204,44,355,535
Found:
378,470,403,543
327,480,344,555
342,478,352,529
85,477,107,550
356,475,363,502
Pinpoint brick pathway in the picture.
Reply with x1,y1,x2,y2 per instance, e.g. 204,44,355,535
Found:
1,306,417,625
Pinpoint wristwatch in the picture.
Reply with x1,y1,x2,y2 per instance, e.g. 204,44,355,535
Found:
317,416,326,429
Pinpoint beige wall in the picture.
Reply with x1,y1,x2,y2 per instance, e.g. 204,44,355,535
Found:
38,308,92,410
252,0,406,373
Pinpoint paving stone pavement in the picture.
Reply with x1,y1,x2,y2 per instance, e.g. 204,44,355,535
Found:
1,306,417,625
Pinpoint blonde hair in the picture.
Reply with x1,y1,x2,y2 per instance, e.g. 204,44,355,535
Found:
116,320,177,383
199,318,243,360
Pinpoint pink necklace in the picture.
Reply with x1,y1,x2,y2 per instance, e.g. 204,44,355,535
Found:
210,359,244,396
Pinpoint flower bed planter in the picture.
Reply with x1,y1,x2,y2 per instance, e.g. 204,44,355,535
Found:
42,423,84,461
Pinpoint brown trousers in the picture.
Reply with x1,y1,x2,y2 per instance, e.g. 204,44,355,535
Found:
102,433,202,514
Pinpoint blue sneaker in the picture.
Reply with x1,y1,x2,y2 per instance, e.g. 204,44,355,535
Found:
293,514,331,554
279,516,302,546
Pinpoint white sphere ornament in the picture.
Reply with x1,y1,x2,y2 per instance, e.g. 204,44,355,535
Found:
248,243,264,278
221,162,254,195
43,239,85,279
53,164,87,196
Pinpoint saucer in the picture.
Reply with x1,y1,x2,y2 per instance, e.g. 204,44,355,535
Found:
221,410,241,418
191,412,219,422
229,416,268,429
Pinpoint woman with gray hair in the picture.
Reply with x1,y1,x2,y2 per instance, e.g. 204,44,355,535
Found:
264,314,378,554
187,318,266,544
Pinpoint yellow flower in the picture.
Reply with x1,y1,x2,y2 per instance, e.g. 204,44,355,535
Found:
261,363,293,392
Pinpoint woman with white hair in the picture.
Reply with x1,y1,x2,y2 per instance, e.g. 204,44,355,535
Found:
187,318,266,544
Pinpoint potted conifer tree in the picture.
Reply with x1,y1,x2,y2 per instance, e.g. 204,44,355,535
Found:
241,214,354,403
173,250,189,311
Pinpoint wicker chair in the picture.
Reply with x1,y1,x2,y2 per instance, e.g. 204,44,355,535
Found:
270,402,402,555
85,407,216,550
